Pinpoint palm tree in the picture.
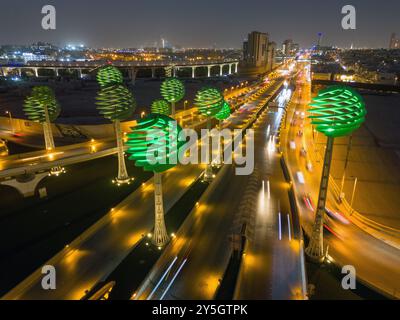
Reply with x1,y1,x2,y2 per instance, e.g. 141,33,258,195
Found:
96,66,136,186
127,113,184,247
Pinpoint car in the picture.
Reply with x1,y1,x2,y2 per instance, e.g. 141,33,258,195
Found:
325,208,350,225
297,171,305,184
306,161,313,172
303,193,314,211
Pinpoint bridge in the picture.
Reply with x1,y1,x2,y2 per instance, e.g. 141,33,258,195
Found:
0,59,240,82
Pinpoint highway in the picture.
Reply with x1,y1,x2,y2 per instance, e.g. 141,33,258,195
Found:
234,88,305,300
134,78,306,300
2,76,282,300
283,62,400,299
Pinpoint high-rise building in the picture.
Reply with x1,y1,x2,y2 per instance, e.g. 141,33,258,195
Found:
389,33,400,49
243,31,269,67
283,39,293,55
241,31,276,76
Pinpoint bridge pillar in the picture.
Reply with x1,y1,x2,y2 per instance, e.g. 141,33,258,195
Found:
234,63,239,73
77,69,82,79
220,65,223,76
0,172,49,198
207,66,211,78
229,64,233,75
33,68,39,77
192,66,196,78
128,68,138,85
151,68,156,79
173,67,177,78
54,68,59,77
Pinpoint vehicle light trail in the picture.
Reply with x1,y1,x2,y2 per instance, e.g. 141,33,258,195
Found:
160,259,188,300
147,256,178,300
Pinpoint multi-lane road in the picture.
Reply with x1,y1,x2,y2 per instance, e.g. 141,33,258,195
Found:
283,63,400,299
134,78,306,300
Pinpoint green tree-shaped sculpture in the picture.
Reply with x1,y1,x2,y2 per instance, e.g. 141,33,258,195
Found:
127,114,185,247
215,100,231,122
306,86,366,263
195,87,224,181
96,66,136,186
213,100,232,167
24,86,60,152
160,78,185,117
151,99,171,116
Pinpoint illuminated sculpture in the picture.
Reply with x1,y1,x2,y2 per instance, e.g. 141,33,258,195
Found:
160,78,185,117
195,87,224,181
127,114,185,247
214,100,231,122
24,86,60,151
151,99,171,116
96,66,136,185
24,86,64,176
306,86,366,262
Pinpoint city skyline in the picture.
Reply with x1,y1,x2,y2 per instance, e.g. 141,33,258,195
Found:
0,0,399,49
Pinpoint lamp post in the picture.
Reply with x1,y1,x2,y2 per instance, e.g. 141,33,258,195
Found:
339,135,353,202
5,111,14,135
305,86,366,263
350,177,358,211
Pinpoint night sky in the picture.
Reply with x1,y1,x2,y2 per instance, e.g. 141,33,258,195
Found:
0,0,399,48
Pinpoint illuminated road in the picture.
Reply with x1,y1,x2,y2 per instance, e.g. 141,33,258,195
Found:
283,63,400,299
134,79,306,300
3,77,282,300
234,90,305,300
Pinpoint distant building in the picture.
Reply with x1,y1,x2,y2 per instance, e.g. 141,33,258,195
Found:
243,31,269,67
282,39,293,55
389,33,400,49
267,42,276,71
240,31,275,76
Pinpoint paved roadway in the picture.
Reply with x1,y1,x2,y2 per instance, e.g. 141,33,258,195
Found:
283,63,400,299
134,79,306,300
234,89,305,300
2,77,281,300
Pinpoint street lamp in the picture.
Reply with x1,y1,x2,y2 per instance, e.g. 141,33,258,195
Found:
305,86,366,263
5,111,14,134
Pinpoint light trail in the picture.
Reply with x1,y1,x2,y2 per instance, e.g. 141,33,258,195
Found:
160,259,188,300
147,256,178,300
